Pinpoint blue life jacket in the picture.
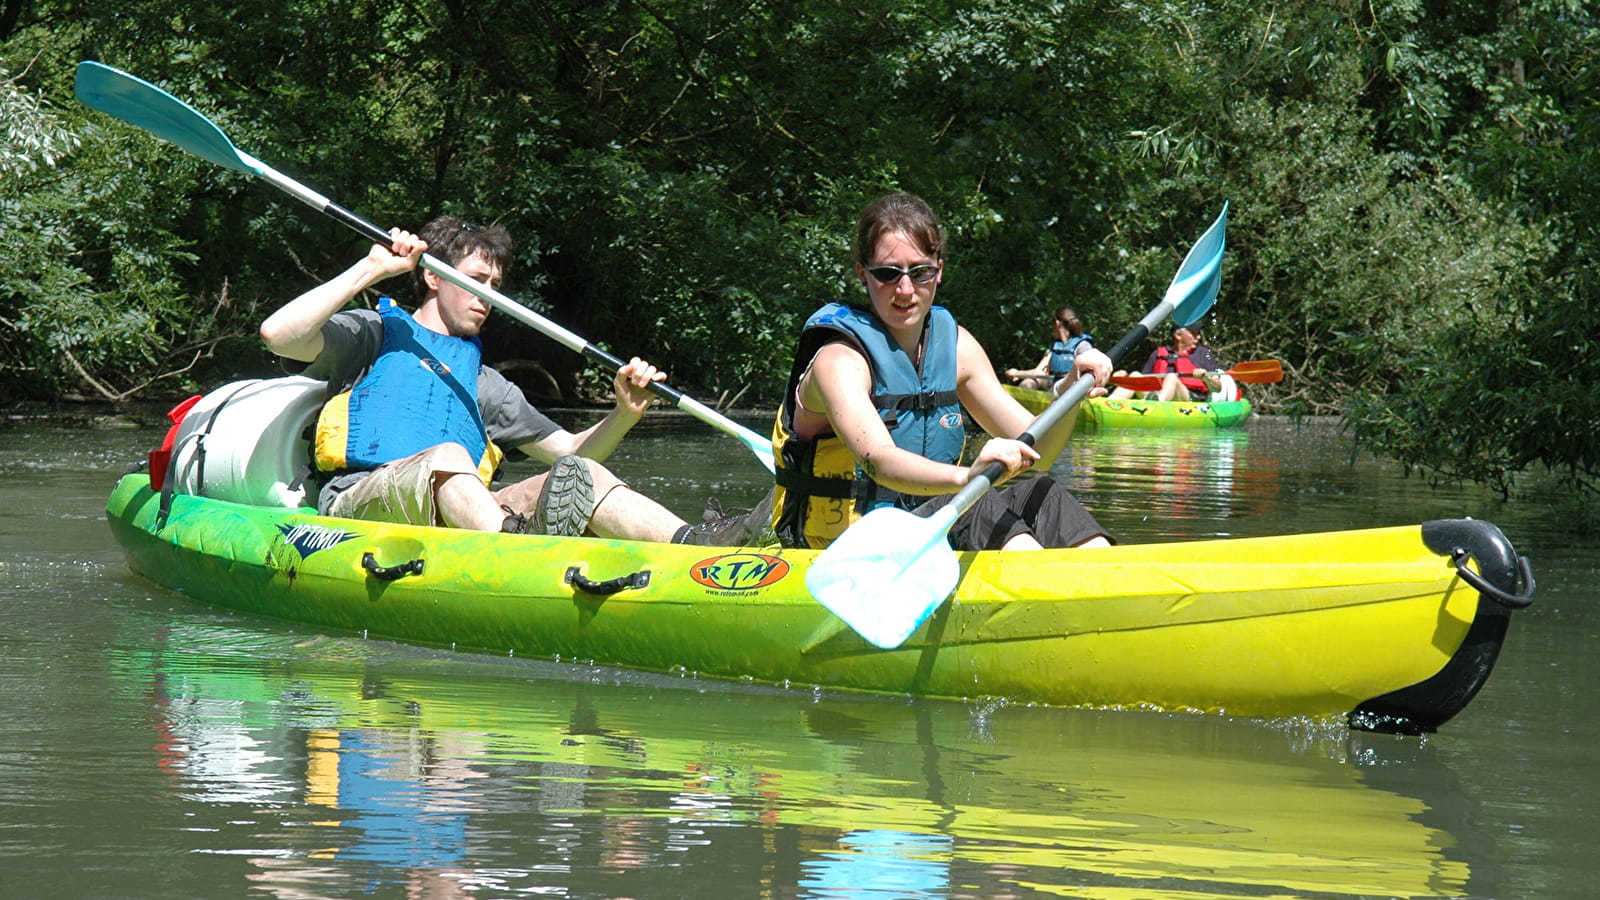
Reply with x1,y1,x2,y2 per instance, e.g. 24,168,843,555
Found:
771,302,965,548
313,299,495,480
1048,334,1093,376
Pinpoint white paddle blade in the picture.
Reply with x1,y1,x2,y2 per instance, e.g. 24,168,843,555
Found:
805,507,962,648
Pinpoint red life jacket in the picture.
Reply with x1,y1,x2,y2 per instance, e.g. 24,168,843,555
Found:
1152,346,1207,393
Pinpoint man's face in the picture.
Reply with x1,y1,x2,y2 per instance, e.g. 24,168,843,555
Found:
429,251,501,337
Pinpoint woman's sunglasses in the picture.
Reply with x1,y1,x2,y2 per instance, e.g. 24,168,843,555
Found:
865,264,940,285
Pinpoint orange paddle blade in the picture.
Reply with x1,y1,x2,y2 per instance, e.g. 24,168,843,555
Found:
1226,360,1283,383
1112,360,1280,392
1110,374,1164,392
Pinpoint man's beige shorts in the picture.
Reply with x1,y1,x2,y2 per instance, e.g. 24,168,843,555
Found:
326,446,479,526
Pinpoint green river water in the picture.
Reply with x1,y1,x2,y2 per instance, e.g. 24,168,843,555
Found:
1,411,1594,899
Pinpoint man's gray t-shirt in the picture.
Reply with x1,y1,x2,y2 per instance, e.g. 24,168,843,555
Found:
293,308,562,510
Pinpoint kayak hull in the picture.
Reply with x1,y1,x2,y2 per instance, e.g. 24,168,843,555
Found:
1003,385,1252,428
1083,396,1253,429
106,473,1523,733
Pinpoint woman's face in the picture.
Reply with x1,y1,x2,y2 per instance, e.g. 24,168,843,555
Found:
856,230,941,338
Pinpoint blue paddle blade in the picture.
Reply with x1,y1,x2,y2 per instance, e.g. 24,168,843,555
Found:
805,505,963,649
74,61,261,177
1170,201,1227,327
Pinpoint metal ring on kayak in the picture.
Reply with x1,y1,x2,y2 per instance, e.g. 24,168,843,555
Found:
362,552,425,581
565,566,651,595
1450,548,1536,609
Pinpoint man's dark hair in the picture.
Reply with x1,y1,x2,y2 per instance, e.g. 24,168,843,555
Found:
409,216,515,301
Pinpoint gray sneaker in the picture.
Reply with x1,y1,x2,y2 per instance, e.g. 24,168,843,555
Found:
673,490,775,546
500,505,533,534
534,455,596,537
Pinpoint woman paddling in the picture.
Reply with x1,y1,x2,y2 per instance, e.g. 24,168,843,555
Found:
1006,306,1094,394
769,192,1115,551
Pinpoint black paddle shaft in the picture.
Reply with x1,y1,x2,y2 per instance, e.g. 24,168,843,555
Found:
1013,322,1149,451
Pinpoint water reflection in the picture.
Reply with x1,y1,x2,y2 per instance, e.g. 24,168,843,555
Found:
0,414,1590,898
1054,427,1262,539
112,620,1477,899
800,830,952,898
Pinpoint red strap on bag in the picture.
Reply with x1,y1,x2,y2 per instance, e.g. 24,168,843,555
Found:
148,394,202,491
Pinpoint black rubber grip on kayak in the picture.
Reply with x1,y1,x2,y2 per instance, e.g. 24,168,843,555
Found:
1349,518,1531,734
1449,548,1536,609
1423,518,1536,610
362,552,425,581
565,566,651,595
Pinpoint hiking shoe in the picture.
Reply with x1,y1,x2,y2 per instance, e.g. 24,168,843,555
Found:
534,455,595,537
673,490,775,546
500,505,533,534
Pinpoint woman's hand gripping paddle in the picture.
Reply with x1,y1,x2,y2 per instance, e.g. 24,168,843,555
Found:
73,60,775,473
805,204,1228,649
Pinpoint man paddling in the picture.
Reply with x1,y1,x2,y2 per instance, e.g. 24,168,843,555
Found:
260,215,719,543
1109,324,1237,402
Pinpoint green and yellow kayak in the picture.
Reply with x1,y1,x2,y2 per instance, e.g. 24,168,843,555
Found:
1083,395,1253,429
1004,384,1252,429
106,471,1531,734
1003,383,1060,414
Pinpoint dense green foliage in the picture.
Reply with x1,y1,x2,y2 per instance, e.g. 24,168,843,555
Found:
1,0,1594,498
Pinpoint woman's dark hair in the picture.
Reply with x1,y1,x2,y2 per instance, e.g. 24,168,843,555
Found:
409,215,515,301
1053,306,1084,337
853,192,944,265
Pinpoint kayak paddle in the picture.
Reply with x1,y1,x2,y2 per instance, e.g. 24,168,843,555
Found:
1224,359,1284,382
806,203,1228,649
1110,358,1283,393
72,60,776,473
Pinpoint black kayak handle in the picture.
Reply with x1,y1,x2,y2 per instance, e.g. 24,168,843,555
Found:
565,566,651,595
1451,548,1535,609
362,552,425,582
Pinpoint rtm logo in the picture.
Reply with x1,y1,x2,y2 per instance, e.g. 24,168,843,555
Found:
689,553,791,591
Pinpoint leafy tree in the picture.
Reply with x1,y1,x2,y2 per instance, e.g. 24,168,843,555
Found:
1343,0,1600,500
2,49,258,401
2,0,1594,501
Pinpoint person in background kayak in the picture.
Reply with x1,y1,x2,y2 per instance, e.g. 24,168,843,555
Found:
1005,306,1094,394
1109,324,1238,402
769,192,1115,551
259,215,715,543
